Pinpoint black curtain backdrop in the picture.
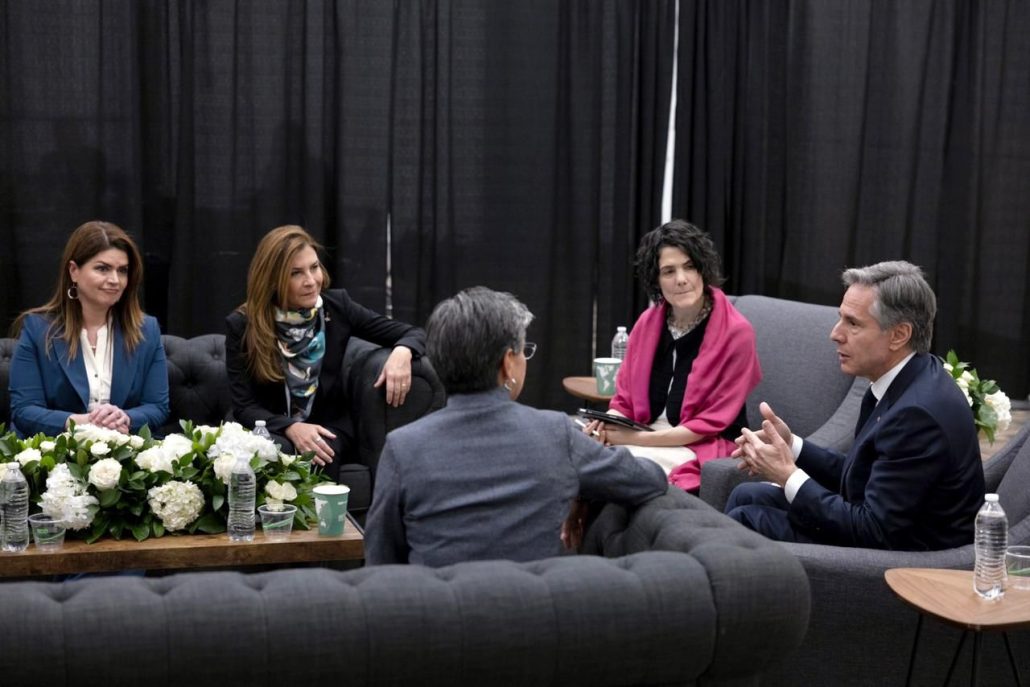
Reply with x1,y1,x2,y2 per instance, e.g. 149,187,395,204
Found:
2,1,1027,408
0,0,672,410
673,0,1030,398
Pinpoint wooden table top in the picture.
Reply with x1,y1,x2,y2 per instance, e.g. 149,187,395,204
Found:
0,518,364,578
885,568,1030,632
562,376,613,403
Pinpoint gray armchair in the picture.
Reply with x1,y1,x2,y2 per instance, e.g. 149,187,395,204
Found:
701,415,1030,684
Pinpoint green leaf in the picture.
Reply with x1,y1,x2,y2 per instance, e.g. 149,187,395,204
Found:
98,489,121,508
131,522,150,542
212,493,224,512
109,520,125,540
151,520,165,538
40,455,56,471
139,425,152,441
67,462,86,481
195,512,225,534
129,502,144,517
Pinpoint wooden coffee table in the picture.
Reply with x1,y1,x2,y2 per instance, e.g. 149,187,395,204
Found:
0,516,364,577
885,567,1030,685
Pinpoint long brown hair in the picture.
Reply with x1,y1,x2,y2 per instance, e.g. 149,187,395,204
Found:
11,221,146,359
239,225,331,383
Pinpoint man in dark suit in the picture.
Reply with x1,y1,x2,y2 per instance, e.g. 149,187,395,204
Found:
724,261,984,550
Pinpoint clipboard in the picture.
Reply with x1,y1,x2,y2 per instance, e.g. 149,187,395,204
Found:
577,408,655,432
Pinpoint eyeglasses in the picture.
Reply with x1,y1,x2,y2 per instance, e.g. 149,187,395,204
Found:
522,341,538,360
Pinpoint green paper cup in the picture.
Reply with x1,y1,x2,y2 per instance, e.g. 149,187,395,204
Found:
313,484,350,537
593,357,622,396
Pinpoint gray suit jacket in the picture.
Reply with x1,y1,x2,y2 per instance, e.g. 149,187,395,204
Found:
366,387,668,567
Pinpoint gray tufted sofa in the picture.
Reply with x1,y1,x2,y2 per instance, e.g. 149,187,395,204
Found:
0,334,446,517
0,528,810,686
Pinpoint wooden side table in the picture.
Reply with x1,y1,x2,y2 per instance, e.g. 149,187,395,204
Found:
562,376,613,405
885,567,1030,685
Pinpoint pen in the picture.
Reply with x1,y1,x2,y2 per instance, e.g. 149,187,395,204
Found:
574,418,602,438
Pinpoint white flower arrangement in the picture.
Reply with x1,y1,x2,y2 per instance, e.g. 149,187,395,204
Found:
0,420,327,543
944,351,1012,444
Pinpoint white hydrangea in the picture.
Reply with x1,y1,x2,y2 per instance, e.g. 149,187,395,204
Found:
265,480,298,502
88,458,123,490
134,445,177,474
90,442,111,457
15,448,42,467
40,440,56,454
40,464,98,530
147,481,205,532
985,390,1012,434
208,422,278,465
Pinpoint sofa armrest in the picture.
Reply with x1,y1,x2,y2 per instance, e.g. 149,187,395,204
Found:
345,338,446,477
698,457,766,512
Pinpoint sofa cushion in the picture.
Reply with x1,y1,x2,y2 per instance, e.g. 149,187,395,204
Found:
161,334,233,433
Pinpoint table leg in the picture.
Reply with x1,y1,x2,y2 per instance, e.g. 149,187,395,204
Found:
971,632,982,687
905,614,923,687
944,631,969,686
1003,632,1023,687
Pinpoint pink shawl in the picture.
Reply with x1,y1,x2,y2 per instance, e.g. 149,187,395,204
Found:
609,287,762,491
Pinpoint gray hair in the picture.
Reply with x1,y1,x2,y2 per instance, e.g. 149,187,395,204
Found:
841,260,936,353
426,286,535,393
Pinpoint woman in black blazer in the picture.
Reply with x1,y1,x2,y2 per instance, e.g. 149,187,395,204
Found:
225,225,426,481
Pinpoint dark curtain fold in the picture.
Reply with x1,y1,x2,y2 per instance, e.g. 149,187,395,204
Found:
674,0,1030,398
388,0,674,409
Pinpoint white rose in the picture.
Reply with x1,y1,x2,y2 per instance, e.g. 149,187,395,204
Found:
129,435,145,449
135,446,175,474
162,434,195,459
265,480,294,501
985,390,1012,434
88,458,123,490
280,453,297,467
213,454,237,485
40,441,56,453
90,442,111,457
15,448,42,467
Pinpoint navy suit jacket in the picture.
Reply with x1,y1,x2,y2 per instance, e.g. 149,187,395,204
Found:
9,314,170,437
789,353,984,550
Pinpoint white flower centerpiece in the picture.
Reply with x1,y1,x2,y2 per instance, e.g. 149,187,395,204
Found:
0,420,329,543
944,350,1012,444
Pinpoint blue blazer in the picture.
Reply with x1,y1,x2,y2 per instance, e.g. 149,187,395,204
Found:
9,314,170,437
789,353,985,550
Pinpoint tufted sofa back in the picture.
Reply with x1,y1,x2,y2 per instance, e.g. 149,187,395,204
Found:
160,334,234,434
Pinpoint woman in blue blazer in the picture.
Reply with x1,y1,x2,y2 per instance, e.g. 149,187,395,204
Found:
8,221,169,437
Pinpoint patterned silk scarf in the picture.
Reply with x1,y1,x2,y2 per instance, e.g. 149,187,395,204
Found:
274,295,327,420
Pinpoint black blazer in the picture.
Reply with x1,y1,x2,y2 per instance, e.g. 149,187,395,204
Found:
225,289,426,439
789,353,985,551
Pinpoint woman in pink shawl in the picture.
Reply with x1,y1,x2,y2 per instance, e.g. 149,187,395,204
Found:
583,220,761,492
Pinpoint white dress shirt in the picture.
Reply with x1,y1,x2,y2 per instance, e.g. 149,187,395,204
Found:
80,325,113,411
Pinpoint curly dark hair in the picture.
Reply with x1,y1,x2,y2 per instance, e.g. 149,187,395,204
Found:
635,220,724,302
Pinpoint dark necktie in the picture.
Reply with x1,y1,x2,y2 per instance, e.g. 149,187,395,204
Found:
855,387,877,436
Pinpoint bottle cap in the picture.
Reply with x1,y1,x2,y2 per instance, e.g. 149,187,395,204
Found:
255,420,266,427
617,326,627,332
985,493,999,502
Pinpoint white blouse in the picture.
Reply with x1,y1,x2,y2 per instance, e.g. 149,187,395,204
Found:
80,325,113,410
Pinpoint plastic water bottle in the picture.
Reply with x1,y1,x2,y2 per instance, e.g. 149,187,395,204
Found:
1,463,30,552
227,455,256,542
611,326,629,361
252,420,272,440
974,493,1008,600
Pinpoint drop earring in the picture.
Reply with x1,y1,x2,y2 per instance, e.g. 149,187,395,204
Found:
67,283,79,300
